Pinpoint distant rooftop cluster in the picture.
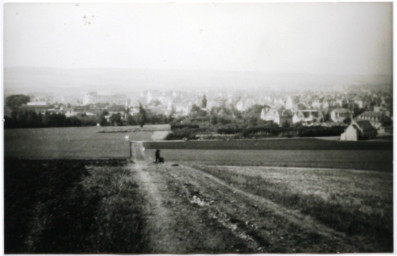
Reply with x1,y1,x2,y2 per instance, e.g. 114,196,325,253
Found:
4,84,392,134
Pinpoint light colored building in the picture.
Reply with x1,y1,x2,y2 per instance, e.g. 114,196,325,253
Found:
146,91,152,104
356,111,383,129
174,104,190,116
335,99,343,107
236,100,245,111
321,101,329,109
65,111,77,117
260,106,280,125
27,101,47,106
330,108,352,123
340,120,377,141
354,99,364,109
23,102,51,114
311,100,321,109
293,109,323,125
285,96,295,110
83,92,97,105
292,113,302,124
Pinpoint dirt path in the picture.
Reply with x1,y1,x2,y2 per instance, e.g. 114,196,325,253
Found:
128,161,358,253
130,161,249,253
130,161,186,253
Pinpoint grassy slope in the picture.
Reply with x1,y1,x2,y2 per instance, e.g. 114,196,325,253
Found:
190,164,393,252
4,158,146,253
4,126,161,159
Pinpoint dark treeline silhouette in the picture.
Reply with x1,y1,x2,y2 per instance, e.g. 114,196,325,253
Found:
166,124,346,140
4,109,173,129
5,95,31,110
4,94,175,129
4,111,95,129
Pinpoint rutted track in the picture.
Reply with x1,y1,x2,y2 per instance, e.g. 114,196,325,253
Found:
128,161,360,253
130,161,251,253
179,164,346,239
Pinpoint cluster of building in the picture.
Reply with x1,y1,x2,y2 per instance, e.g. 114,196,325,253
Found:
14,86,392,140
255,92,392,140
141,88,392,141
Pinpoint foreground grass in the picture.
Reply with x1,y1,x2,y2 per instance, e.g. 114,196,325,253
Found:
80,165,147,253
4,158,146,253
191,164,393,252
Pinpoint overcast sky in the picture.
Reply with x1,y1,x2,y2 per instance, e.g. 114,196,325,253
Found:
4,2,393,76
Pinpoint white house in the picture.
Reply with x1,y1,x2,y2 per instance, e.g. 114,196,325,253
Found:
340,120,377,141
292,113,302,124
27,101,47,106
293,109,323,125
65,111,77,117
330,108,352,123
321,101,329,109
285,96,295,110
311,100,321,109
260,106,280,125
236,100,245,111
354,99,364,109
340,123,359,141
82,92,98,105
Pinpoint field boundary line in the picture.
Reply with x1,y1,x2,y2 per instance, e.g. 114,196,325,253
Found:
209,165,389,174
181,164,347,240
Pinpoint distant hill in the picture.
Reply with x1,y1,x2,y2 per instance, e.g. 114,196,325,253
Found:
4,67,392,97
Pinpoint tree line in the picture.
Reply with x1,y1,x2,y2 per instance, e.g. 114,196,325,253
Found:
5,111,97,129
4,109,174,129
4,95,173,129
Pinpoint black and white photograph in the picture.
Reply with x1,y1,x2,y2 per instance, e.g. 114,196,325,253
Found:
2,1,394,254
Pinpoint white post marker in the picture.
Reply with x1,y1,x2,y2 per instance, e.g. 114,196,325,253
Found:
125,136,132,159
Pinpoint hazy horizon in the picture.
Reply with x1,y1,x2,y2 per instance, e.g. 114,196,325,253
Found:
4,2,393,94
4,66,392,96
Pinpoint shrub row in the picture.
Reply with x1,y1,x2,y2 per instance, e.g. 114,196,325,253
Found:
166,127,203,140
298,126,345,137
171,124,200,129
218,126,346,138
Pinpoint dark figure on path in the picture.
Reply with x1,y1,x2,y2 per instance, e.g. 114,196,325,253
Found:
155,149,161,163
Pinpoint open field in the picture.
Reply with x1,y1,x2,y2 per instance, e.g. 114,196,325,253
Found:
5,126,392,159
4,126,393,252
146,137,392,150
5,158,393,253
188,164,393,251
144,149,392,172
4,126,392,172
4,125,169,159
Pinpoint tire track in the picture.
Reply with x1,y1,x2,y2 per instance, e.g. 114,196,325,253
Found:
166,170,264,252
180,164,347,241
